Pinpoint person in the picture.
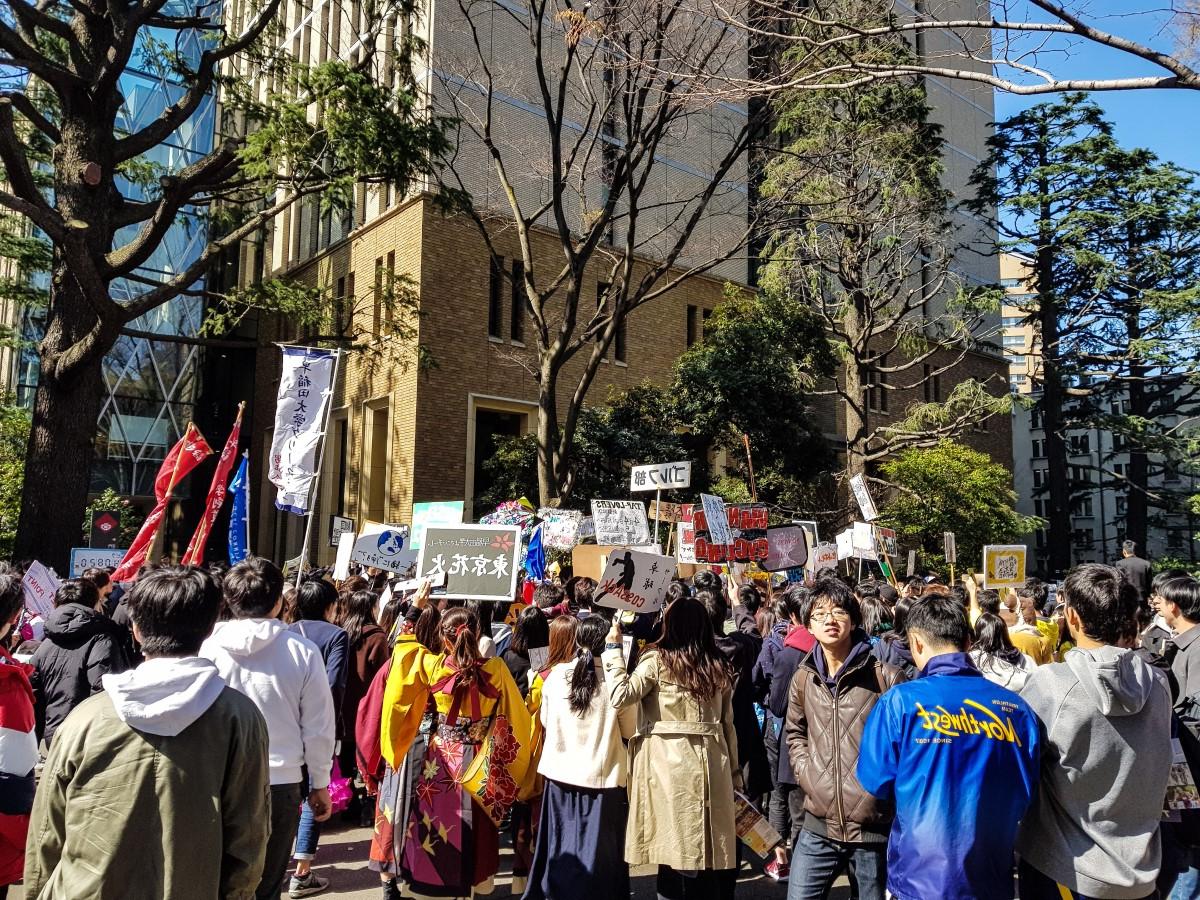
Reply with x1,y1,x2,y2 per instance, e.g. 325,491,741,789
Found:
1116,540,1154,604
763,585,817,881
80,567,115,614
1144,570,1189,657
0,571,34,900
379,595,534,899
1005,591,1053,666
857,593,1041,900
1159,576,1200,701
874,596,917,680
784,577,904,900
604,595,740,900
287,578,350,897
969,613,1036,691
572,577,598,619
524,615,637,900
338,589,390,825
200,557,336,900
24,567,270,899
732,582,765,637
29,577,129,748
1016,563,1172,900
900,577,924,600
504,605,550,697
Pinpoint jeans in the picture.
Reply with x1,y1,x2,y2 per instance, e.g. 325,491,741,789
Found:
787,828,886,900
258,783,303,900
1160,823,1200,900
294,798,321,860
1018,858,1157,900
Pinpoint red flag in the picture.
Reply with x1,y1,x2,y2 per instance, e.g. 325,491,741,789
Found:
112,424,213,582
181,405,244,566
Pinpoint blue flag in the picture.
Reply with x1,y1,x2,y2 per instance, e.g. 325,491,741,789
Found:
228,454,250,564
524,523,546,582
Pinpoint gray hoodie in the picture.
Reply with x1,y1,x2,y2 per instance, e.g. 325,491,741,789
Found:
1016,645,1172,900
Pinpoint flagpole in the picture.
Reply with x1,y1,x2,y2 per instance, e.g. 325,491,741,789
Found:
294,348,343,589
243,450,253,558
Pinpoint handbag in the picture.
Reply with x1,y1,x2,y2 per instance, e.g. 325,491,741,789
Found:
328,757,354,815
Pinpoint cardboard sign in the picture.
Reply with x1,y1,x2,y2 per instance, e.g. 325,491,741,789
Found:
410,501,465,551
943,531,957,565
595,548,676,613
983,545,1027,589
693,502,768,564
352,522,417,573
22,561,60,617
332,529,356,580
419,524,522,600
907,550,917,578
590,499,651,546
764,526,809,571
539,508,584,550
329,515,354,548
648,500,683,523
812,542,839,572
69,548,126,577
849,474,879,522
630,461,691,492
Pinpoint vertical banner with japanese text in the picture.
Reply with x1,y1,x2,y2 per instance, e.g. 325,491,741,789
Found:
268,347,337,515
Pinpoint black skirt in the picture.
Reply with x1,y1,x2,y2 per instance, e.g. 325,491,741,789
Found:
522,779,630,900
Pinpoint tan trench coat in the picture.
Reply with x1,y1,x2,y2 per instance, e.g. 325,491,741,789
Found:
603,648,740,871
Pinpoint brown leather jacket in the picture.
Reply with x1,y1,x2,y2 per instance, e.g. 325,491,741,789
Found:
784,642,905,842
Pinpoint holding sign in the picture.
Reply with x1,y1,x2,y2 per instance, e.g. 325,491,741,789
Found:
420,525,521,601
591,500,651,546
352,523,417,573
983,545,1027,589
595,549,676,613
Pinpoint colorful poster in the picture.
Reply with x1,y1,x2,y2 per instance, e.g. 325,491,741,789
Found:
764,526,809,572
693,502,768,564
410,501,465,551
595,548,676,613
419,525,522,601
811,542,839,572
983,545,1027,589
352,522,417,573
590,499,651,546
539,508,584,550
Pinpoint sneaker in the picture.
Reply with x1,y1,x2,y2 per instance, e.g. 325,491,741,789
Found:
289,873,330,898
764,860,790,882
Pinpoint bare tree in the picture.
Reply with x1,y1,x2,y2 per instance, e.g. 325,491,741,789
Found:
435,0,757,506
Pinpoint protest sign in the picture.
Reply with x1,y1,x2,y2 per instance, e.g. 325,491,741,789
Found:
943,531,957,565
874,526,898,559
332,529,356,580
694,502,768,564
676,504,697,564
735,792,783,858
849,474,879,522
89,509,121,548
352,522,417,574
579,516,596,540
329,515,354,548
852,522,877,560
420,525,522,600
539,508,584,550
983,545,1027,589
907,550,917,577
590,499,651,546
764,526,809,571
835,529,853,561
812,542,839,572
22,561,60,617
595,548,676,613
698,494,733,546
69,548,126,577
410,501,465,550
648,500,682,523
630,461,691,492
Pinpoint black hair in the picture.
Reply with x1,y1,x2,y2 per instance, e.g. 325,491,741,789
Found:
857,582,880,601
568,615,609,715
781,584,812,624
341,590,380,647
81,567,111,590
973,613,1023,666
572,577,596,608
697,588,728,633
223,557,284,618
905,592,970,651
666,580,691,607
977,589,1001,617
1152,569,1190,600
414,605,442,652
0,571,23,633
533,583,565,610
1017,578,1048,608
467,598,494,633
947,586,969,611
860,594,893,637
1063,563,1139,646
510,605,549,657
806,577,861,629
1161,577,1200,623
693,569,721,593
878,583,899,605
294,578,338,622
55,578,100,610
737,583,762,615
127,566,222,656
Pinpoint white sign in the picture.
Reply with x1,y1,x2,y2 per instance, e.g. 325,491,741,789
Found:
835,529,854,561
677,518,697,565
595,548,676,613
69,548,127,577
630,461,692,493
352,522,418,573
590,499,651,546
268,347,337,515
539,508,584,550
812,542,839,571
849,474,879,522
852,521,878,560
329,515,354,548
699,493,734,546
22,561,60,617
907,550,917,577
332,529,356,580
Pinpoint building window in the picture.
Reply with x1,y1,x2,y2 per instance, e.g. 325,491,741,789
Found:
1032,438,1045,458
922,365,940,402
1031,408,1043,430
1168,530,1185,551
867,358,889,413
334,274,354,336
488,256,503,339
1165,466,1182,484
1035,529,1046,549
686,304,699,347
510,259,525,343
1113,433,1129,451
1115,496,1127,517
1033,469,1047,489
1002,334,1026,347
1071,465,1093,486
615,313,627,363
1009,354,1027,367
1112,462,1127,478
1074,528,1095,549
1069,434,1090,455
1034,498,1047,517
1000,277,1021,288
1009,375,1026,392
373,256,384,335
1072,496,1094,517
1002,315,1023,328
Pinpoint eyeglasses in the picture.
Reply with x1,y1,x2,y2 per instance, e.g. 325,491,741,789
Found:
810,608,851,624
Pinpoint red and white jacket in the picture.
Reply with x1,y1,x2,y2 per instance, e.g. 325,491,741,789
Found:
0,645,36,887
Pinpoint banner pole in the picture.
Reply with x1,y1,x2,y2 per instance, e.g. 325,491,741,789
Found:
243,451,253,558
653,487,661,548
294,349,343,589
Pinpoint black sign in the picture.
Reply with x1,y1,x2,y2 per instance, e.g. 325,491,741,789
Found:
90,510,120,548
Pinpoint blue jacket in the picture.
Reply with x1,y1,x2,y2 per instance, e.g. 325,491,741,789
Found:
857,652,1041,900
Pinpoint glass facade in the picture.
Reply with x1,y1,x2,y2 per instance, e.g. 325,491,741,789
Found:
18,11,215,498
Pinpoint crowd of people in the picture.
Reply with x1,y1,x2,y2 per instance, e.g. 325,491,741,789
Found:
0,541,1197,900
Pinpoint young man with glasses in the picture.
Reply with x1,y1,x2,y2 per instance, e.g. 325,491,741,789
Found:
783,578,906,900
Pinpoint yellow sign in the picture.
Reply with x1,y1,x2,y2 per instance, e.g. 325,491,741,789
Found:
983,545,1027,589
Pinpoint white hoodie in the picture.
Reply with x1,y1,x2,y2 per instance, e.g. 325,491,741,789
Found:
101,656,226,736
200,618,335,788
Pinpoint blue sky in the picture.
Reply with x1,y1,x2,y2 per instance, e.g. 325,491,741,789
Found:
990,3,1199,172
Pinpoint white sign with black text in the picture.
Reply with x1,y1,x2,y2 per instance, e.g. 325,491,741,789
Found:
629,461,692,493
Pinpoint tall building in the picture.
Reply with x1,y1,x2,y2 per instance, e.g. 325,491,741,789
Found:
238,0,1010,567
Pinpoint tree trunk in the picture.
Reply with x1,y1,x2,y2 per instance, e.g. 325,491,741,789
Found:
1123,302,1149,554
14,267,110,571
844,359,868,478
536,366,563,508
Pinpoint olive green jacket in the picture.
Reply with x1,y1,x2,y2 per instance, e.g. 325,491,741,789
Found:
24,685,269,900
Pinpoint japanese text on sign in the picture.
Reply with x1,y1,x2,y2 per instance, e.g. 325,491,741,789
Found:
630,461,692,493
595,548,676,613
418,525,521,601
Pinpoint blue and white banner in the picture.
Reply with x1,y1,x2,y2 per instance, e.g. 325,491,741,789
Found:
268,347,336,515
228,454,250,564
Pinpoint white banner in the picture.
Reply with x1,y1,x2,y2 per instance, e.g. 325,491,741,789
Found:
268,347,337,515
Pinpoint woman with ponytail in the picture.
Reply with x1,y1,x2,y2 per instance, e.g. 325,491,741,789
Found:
378,584,533,900
523,615,637,900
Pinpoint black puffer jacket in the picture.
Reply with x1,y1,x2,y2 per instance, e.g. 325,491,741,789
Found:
30,603,129,746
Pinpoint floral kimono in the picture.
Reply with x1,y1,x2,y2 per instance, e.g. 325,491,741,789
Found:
382,634,533,898
511,665,552,892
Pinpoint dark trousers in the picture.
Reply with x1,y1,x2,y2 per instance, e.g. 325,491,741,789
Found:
787,829,885,900
1019,859,1158,900
257,783,303,900
656,866,737,900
